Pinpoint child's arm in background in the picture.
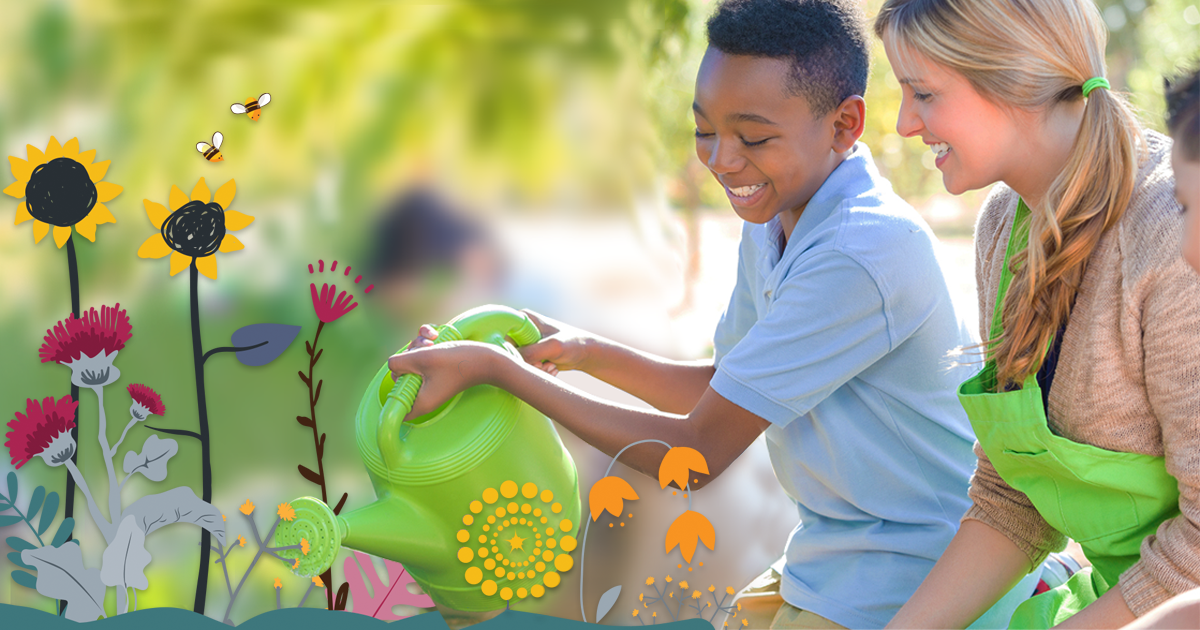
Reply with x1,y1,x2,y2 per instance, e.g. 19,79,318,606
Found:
388,339,769,488
409,311,714,415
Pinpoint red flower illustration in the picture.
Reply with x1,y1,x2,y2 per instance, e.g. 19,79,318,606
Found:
310,283,359,323
39,304,132,364
127,383,166,419
6,396,78,469
38,304,131,387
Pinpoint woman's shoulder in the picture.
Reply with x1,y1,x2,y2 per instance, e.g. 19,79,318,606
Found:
975,183,1019,250
1117,130,1184,274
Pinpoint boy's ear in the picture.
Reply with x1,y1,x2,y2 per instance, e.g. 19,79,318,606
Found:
830,95,866,152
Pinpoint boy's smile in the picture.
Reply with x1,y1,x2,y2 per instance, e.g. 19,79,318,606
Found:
693,47,851,239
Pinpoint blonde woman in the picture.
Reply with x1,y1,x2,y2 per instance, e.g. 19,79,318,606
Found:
873,1,1200,628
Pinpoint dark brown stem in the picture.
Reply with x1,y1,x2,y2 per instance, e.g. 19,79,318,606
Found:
299,320,343,609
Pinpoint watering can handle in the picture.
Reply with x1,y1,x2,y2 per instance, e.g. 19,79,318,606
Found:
379,306,542,463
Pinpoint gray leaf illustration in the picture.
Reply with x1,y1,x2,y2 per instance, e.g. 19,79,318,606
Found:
122,486,226,545
21,542,106,621
595,584,622,623
231,323,302,366
101,516,151,591
122,435,179,482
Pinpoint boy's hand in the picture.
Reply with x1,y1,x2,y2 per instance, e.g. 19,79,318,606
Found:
404,324,440,352
517,309,593,376
387,341,505,419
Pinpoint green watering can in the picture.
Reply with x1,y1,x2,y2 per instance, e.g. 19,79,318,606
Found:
276,305,582,611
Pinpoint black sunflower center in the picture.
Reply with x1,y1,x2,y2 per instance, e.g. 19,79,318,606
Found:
25,158,98,227
162,200,226,257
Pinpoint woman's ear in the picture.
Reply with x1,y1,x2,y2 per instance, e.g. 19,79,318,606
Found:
831,95,866,152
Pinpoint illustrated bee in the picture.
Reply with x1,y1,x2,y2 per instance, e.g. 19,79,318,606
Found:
231,93,271,121
196,131,224,162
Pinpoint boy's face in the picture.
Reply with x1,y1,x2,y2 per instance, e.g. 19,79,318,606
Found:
692,48,841,230
1172,142,1200,273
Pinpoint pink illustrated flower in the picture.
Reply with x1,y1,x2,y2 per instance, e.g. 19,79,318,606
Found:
5,396,78,469
39,304,132,388
127,384,166,420
307,259,372,324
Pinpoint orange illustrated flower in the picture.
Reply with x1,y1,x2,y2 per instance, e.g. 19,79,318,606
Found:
692,590,702,599
301,538,310,555
277,502,296,521
239,500,255,515
7,137,121,247
237,535,246,547
138,178,252,280
664,510,715,564
291,559,300,569
645,577,655,586
588,476,639,521
274,578,282,589
679,580,689,590
312,576,325,588
658,447,709,490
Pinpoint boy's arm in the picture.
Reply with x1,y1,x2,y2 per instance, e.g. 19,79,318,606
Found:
388,340,769,487
516,310,715,415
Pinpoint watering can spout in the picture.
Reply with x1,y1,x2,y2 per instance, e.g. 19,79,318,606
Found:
272,495,446,579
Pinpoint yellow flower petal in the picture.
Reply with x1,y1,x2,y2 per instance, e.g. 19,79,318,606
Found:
8,156,31,182
87,203,116,225
96,181,122,203
218,234,243,253
277,503,296,521
3,180,25,198
143,199,170,229
76,149,96,165
33,220,49,243
87,160,110,183
25,144,45,167
53,225,72,248
191,177,210,204
196,254,218,280
224,210,255,231
240,500,255,515
138,234,170,259
75,215,97,242
44,137,63,161
213,179,236,209
61,138,79,161
169,185,190,211
169,251,191,276
14,202,32,225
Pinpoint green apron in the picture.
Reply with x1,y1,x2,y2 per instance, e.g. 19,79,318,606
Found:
957,199,1181,629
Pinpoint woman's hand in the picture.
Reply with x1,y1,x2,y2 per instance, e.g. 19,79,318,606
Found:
387,341,507,419
516,309,596,376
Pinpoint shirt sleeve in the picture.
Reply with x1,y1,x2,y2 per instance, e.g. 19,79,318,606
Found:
713,232,758,368
709,250,893,425
1118,253,1200,616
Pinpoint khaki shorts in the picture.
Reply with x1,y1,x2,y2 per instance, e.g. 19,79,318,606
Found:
732,563,847,630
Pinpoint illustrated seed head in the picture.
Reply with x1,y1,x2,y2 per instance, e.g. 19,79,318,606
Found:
162,200,227,257
26,157,98,227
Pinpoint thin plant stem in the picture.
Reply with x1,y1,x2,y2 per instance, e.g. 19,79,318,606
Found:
63,237,80,528
90,386,121,526
111,416,139,454
579,438,674,623
300,321,340,609
187,260,215,614
222,516,285,622
298,582,316,608
63,460,113,542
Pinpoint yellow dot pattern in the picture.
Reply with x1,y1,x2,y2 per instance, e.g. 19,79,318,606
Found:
456,480,576,602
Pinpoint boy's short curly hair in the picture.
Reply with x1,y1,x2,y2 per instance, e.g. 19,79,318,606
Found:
706,0,869,117
1165,67,1200,161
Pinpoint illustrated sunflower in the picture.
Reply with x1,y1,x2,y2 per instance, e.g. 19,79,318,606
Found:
5,136,122,247
138,177,252,279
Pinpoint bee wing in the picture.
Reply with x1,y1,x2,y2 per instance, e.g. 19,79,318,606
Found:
258,93,271,107
231,103,247,114
196,142,211,153
213,131,223,149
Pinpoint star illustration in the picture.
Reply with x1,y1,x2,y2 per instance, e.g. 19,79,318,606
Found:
506,533,527,552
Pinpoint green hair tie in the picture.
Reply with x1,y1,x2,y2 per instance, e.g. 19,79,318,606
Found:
1082,77,1110,98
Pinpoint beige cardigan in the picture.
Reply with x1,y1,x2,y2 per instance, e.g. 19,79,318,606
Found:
963,130,1200,616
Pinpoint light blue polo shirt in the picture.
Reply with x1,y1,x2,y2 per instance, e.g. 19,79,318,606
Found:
711,144,980,628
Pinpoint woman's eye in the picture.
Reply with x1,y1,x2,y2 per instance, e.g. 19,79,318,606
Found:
913,91,933,102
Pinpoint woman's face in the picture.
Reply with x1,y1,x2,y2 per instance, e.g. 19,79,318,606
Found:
1173,142,1200,273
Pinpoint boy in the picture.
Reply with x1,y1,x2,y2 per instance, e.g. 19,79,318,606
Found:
391,1,1034,626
